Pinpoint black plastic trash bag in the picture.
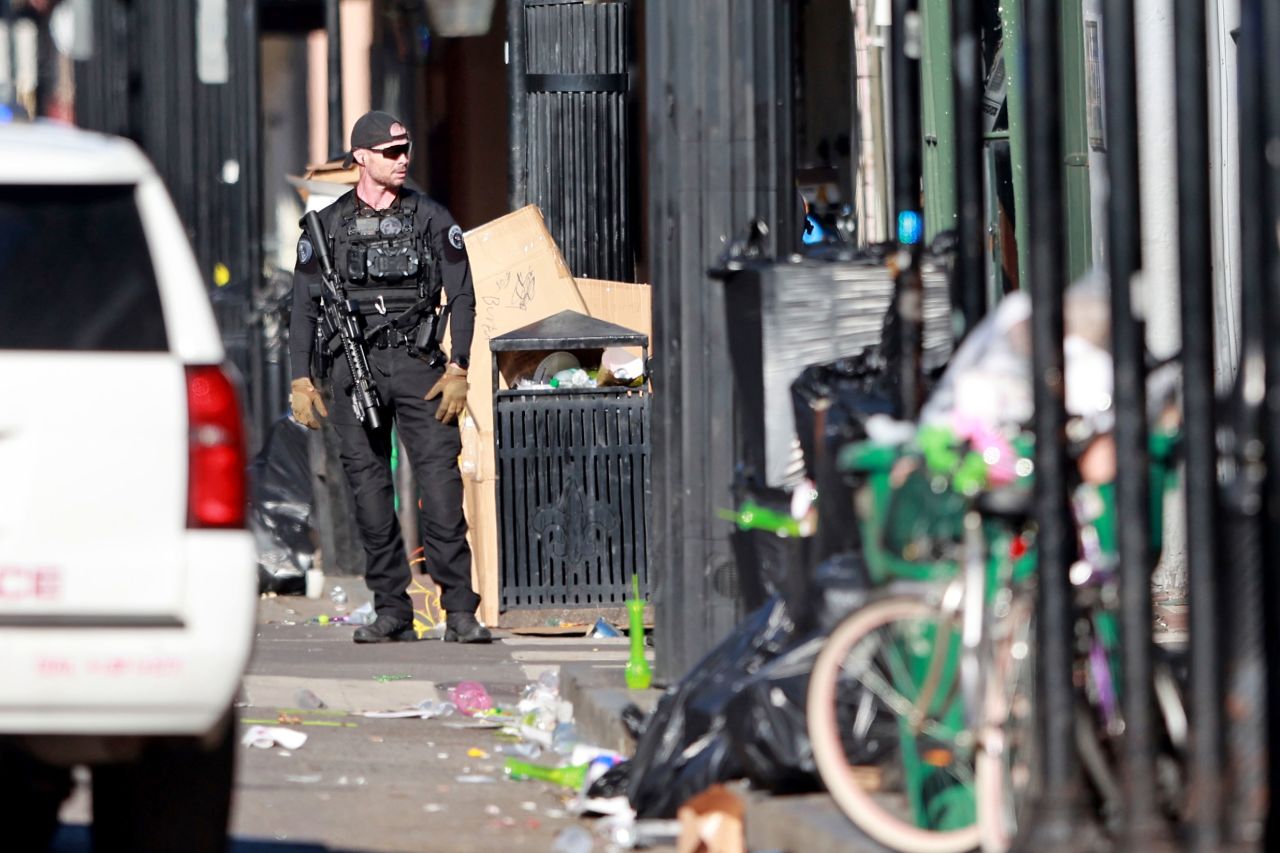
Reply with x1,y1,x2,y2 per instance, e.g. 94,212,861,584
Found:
249,415,317,594
791,351,898,563
622,598,793,818
586,761,632,800
619,554,872,818
721,633,827,792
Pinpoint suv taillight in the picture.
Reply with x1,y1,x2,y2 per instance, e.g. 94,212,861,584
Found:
186,365,246,529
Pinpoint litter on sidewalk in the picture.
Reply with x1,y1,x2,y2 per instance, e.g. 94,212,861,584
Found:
240,717,358,729
241,725,308,750
448,680,495,716
676,785,745,853
586,616,622,638
360,700,457,719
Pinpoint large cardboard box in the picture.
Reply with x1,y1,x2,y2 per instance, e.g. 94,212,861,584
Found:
455,207,650,626
575,278,652,357
459,207,572,626
460,206,588,449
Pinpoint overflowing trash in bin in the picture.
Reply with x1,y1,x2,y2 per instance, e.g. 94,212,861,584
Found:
507,346,647,391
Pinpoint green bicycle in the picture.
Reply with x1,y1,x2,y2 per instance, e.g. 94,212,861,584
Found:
805,428,1178,853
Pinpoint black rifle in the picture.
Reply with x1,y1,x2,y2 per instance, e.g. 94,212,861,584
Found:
302,211,383,430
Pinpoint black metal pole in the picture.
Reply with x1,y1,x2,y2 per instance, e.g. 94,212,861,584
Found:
1172,0,1223,848
891,0,924,418
325,0,343,158
245,0,266,449
1102,1,1169,846
1253,2,1280,848
508,0,528,209
949,0,985,340
1021,0,1091,846
1218,4,1270,845
775,0,798,260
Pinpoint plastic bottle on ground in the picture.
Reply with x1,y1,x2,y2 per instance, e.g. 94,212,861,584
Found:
348,601,376,626
505,758,591,789
625,574,653,690
551,721,580,755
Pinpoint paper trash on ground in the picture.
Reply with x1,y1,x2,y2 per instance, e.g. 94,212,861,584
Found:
241,725,308,750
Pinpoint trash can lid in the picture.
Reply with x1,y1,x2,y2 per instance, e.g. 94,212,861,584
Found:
489,309,648,352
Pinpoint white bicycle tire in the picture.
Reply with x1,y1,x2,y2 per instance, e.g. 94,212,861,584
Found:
808,596,981,853
975,592,1037,853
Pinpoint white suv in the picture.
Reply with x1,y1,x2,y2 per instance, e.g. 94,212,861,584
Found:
0,121,256,850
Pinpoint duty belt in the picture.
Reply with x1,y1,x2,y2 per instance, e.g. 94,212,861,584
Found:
362,294,444,362
368,322,415,349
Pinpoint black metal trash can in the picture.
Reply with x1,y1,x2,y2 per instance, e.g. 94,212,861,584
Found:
717,254,955,595
490,311,650,610
721,254,954,493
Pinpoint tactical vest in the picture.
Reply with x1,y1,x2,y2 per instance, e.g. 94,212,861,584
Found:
332,193,440,319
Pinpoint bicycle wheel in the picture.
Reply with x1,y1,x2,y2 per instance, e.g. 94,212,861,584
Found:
975,592,1036,853
809,596,981,853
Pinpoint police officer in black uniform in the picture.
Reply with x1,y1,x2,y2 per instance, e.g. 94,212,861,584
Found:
289,111,491,644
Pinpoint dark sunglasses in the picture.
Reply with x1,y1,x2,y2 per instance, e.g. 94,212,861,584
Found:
372,142,412,160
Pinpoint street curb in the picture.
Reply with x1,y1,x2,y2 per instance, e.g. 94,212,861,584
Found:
560,662,662,757
743,791,891,853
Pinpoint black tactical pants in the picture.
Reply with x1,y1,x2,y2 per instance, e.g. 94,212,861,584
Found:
327,345,479,622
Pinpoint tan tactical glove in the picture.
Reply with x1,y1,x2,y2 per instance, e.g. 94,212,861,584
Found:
290,378,328,429
425,367,469,424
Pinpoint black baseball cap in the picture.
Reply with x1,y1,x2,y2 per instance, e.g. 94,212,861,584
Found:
343,111,410,168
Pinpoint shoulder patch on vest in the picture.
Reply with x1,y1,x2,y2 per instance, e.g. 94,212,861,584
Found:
448,224,464,251
297,236,313,264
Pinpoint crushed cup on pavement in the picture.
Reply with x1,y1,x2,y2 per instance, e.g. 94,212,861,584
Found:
241,725,308,750
586,617,622,638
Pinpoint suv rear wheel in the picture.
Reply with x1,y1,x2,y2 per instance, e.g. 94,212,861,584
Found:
0,743,72,850
91,713,235,853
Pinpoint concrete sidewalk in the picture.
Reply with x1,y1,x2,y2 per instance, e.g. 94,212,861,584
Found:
245,578,895,850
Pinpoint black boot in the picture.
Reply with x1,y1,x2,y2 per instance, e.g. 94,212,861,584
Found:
353,614,417,644
444,612,492,644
